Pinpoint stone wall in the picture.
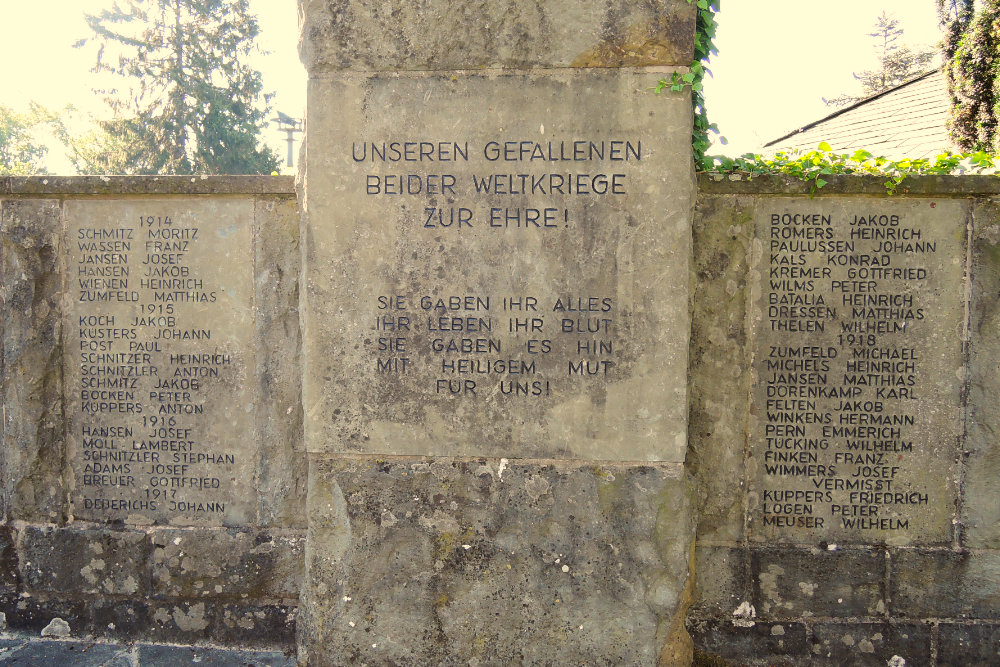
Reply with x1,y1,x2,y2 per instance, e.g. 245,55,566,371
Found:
0,176,304,650
5,172,1000,664
689,174,1000,666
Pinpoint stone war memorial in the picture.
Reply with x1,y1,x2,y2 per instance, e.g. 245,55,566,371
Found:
1,1,1000,666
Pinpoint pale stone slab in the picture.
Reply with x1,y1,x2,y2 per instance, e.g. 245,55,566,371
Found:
302,69,693,461
65,199,256,526
747,198,966,545
298,0,696,73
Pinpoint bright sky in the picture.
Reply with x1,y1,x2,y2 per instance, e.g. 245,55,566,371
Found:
708,1,942,154
0,0,305,173
0,1,943,172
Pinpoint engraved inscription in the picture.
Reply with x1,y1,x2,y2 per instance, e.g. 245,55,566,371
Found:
67,201,254,524
304,71,692,460
751,201,963,544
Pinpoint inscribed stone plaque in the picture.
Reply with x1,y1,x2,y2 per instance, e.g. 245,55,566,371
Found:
302,69,693,461
65,199,255,525
748,198,965,545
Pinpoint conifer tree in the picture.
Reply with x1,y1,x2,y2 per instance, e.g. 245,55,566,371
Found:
0,104,55,175
74,0,279,175
824,12,935,108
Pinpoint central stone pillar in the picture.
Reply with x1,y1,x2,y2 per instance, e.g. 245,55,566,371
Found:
298,1,698,663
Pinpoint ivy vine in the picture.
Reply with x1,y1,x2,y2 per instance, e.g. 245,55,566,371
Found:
705,144,1000,194
658,0,723,167
664,0,1000,193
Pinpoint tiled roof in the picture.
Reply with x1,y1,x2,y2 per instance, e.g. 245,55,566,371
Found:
764,69,955,159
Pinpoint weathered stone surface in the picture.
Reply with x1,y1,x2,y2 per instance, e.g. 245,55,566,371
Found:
302,69,693,461
298,0,695,73
2,594,92,636
890,549,1000,618
808,622,931,666
151,529,303,600
964,200,1000,548
88,599,151,640
211,603,297,649
0,638,295,667
747,198,965,546
147,601,216,644
301,457,693,665
691,546,748,617
0,640,130,666
688,618,809,664
0,526,20,592
937,623,1000,665
690,194,754,543
64,199,257,527
750,547,886,619
18,526,149,597
138,643,296,666
254,198,307,528
1,199,66,522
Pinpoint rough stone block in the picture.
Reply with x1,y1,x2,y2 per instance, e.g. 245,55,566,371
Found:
88,599,151,640
299,0,696,72
692,545,748,617
147,600,217,644
0,640,132,666
1,199,66,522
212,603,297,649
937,623,1000,665
301,457,694,665
688,618,809,663
0,526,20,591
138,643,296,666
2,594,92,636
890,549,1000,618
690,194,755,543
808,622,930,665
151,529,304,600
18,525,149,597
750,547,886,619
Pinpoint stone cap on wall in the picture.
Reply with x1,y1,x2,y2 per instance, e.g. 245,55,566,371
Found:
698,173,1000,196
0,175,295,196
298,0,696,73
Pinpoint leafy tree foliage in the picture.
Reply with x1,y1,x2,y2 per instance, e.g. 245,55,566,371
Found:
0,104,57,176
939,0,1000,151
824,12,935,107
75,0,279,175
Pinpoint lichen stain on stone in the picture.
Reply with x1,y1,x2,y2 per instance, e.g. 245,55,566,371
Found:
757,565,785,613
524,475,551,501
570,17,692,68
172,603,209,632
418,510,460,535
80,558,105,585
